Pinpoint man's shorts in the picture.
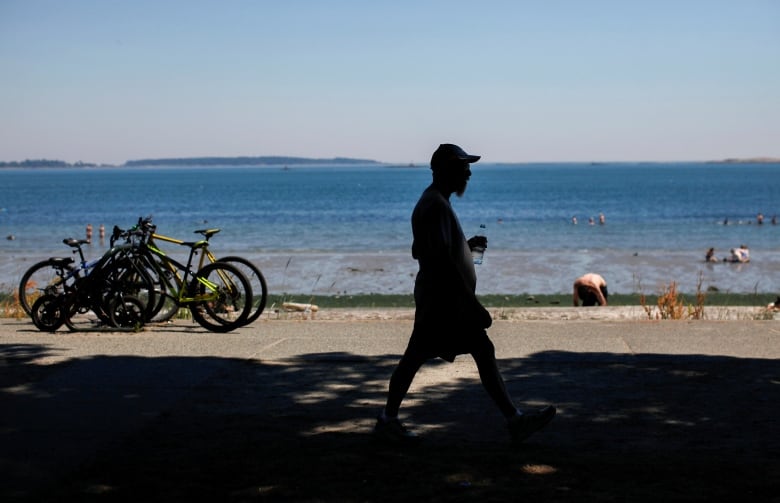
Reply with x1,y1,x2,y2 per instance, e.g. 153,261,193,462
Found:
578,285,608,306
406,325,494,363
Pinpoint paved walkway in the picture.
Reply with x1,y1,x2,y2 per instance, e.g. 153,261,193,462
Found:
1,316,779,499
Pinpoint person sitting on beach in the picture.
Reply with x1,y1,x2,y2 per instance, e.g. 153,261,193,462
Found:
726,245,750,263
737,245,750,262
374,143,555,445
705,247,719,263
573,273,608,306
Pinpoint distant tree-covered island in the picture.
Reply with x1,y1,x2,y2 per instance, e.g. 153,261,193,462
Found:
708,157,780,164
0,159,103,168
0,156,382,169
123,156,380,167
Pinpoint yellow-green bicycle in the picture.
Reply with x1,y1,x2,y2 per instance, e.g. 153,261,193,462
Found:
117,218,255,332
132,217,267,325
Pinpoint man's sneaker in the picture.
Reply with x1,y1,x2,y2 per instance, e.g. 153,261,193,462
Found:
373,416,420,444
508,405,556,444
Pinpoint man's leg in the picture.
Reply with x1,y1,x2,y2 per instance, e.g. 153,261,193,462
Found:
384,347,427,418
472,337,556,444
374,344,428,442
471,339,518,418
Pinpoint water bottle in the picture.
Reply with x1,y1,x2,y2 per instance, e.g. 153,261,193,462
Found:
472,223,487,265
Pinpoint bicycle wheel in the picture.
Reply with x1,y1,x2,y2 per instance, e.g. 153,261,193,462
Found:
109,295,146,330
18,260,70,315
63,287,105,332
30,294,66,332
217,256,268,324
149,280,180,323
189,262,252,332
63,257,156,330
144,255,182,323
99,257,157,323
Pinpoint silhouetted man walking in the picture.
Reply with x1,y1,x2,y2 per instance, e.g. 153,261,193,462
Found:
374,143,555,444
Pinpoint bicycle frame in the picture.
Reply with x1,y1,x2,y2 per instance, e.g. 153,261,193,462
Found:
149,231,219,269
40,240,132,301
142,237,230,306
42,240,100,293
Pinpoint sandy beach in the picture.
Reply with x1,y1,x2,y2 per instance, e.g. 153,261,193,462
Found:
3,248,780,298
267,304,778,322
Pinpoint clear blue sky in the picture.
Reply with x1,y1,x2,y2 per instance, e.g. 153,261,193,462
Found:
1,0,778,164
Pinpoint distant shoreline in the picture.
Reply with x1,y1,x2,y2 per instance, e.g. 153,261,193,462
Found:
708,157,780,164
2,157,780,169
0,156,382,169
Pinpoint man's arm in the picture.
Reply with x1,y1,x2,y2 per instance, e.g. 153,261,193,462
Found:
594,287,608,306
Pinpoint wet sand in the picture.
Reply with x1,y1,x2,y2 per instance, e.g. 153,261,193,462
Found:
3,249,778,296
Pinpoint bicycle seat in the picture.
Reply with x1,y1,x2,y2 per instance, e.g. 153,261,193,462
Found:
194,228,220,239
63,238,90,247
49,257,75,266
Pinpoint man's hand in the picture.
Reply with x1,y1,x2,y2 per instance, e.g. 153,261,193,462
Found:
467,235,487,251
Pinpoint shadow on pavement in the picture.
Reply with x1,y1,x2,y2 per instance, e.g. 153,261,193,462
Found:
1,343,778,501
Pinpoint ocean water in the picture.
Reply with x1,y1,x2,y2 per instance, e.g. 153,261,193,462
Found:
1,163,778,296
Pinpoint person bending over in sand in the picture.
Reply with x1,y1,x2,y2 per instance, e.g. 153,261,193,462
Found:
573,273,608,306
374,143,556,445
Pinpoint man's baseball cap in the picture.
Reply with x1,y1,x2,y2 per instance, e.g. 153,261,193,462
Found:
430,143,481,170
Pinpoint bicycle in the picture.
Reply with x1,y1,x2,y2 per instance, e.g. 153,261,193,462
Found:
18,238,97,316
115,219,254,332
148,226,267,324
29,237,156,332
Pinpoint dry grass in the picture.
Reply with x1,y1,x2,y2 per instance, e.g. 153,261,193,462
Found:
0,285,28,319
640,274,708,320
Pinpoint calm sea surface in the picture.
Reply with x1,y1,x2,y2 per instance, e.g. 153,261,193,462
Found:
1,163,779,295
